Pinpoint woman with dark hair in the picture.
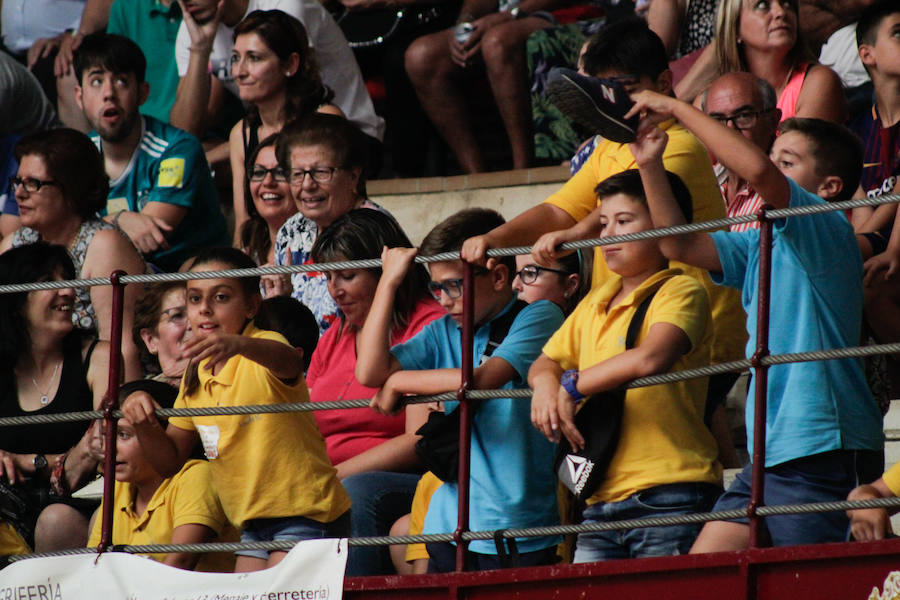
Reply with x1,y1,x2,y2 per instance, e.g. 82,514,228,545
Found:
0,243,110,554
133,281,191,386
0,128,147,380
240,133,297,266
269,113,388,333
228,9,340,246
308,209,443,576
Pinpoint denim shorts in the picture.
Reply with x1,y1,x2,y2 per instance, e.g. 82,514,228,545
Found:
711,450,861,546
236,511,351,559
573,482,721,563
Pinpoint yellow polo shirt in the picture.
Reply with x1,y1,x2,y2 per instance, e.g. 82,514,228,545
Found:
882,462,900,496
87,460,236,572
545,120,747,365
543,269,722,505
168,324,350,527
405,471,442,563
0,522,30,555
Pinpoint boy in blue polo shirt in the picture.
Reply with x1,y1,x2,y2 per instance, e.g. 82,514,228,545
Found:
356,208,563,573
624,90,884,550
73,33,228,272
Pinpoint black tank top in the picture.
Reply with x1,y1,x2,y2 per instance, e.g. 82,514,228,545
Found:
0,336,98,455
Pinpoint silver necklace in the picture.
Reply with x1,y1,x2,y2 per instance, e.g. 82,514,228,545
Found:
30,362,61,406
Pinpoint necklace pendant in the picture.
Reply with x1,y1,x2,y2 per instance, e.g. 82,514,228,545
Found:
40,395,50,405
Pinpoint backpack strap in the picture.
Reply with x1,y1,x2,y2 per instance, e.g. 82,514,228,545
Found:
624,288,659,350
482,299,529,360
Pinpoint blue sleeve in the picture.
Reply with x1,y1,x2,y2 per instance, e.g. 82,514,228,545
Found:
148,132,208,209
710,229,755,290
492,300,565,382
391,318,449,372
774,178,861,279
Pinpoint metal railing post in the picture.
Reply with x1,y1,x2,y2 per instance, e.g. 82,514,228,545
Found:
454,261,475,572
98,270,126,553
748,207,773,549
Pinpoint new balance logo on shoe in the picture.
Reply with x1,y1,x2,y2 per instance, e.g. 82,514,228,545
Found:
546,66,638,143
601,83,616,104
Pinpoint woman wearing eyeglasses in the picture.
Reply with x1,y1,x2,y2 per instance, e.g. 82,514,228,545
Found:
228,10,342,247
0,128,146,381
307,208,443,576
269,113,388,334
132,282,191,387
239,134,297,267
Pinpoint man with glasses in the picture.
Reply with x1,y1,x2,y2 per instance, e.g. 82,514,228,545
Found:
73,33,228,272
702,72,781,233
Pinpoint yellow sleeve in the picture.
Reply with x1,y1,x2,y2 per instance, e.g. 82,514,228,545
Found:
541,291,596,371
0,522,31,555
170,461,229,534
883,462,900,497
405,472,443,563
544,142,607,222
644,276,711,351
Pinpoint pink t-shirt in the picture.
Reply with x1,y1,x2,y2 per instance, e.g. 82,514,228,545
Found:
776,62,809,122
307,297,445,466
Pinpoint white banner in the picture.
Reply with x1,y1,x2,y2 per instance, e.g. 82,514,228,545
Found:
0,538,347,600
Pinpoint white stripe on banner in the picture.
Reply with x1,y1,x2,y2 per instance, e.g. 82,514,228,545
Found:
0,538,347,600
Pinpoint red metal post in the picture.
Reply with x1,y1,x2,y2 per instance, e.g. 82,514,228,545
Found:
454,261,475,572
98,270,126,552
748,208,773,550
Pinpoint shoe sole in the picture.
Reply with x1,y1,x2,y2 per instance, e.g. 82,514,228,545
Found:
547,72,637,143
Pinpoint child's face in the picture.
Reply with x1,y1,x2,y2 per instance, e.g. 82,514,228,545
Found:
512,254,570,307
186,261,260,337
861,13,900,77
769,131,826,195
428,260,506,326
599,193,666,278
113,418,156,484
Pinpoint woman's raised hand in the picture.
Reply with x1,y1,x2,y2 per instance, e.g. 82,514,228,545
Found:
380,246,418,289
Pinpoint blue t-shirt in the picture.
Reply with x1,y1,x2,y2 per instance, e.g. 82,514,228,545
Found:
710,178,883,467
391,298,563,554
92,116,228,271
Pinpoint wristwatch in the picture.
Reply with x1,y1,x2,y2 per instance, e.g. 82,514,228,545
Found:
560,369,585,403
33,454,48,472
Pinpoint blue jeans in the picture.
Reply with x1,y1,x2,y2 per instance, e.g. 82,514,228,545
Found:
711,450,862,546
344,471,420,576
574,482,721,562
237,512,350,559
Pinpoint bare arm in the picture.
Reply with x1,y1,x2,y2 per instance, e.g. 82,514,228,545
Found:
82,229,146,381
848,477,895,541
228,122,248,247
164,524,218,570
528,353,565,442
123,393,199,478
333,403,430,479
461,203,577,264
647,0,687,57
182,333,303,381
53,0,113,76
673,42,717,103
794,64,848,123
108,203,186,255
169,0,225,136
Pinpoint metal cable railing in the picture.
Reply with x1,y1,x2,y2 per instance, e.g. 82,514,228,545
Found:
2,192,899,568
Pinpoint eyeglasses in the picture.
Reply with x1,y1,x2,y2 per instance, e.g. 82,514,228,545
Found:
515,264,570,285
249,165,287,182
10,176,58,193
427,269,488,300
710,108,773,131
289,167,340,184
160,306,187,326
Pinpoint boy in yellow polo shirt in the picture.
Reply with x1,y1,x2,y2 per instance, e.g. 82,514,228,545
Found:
88,380,236,571
529,169,722,562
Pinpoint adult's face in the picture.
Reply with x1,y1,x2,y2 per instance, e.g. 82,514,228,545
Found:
75,68,145,143
324,266,379,329
249,145,296,230
705,74,778,152
13,154,71,231
23,269,75,342
140,287,191,378
289,144,362,230
738,0,797,55
232,32,296,106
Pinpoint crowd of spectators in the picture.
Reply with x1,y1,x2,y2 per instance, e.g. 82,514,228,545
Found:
0,0,899,579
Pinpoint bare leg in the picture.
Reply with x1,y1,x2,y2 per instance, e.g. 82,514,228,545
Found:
235,554,269,572
689,521,750,553
56,72,91,132
405,29,486,173
33,503,90,552
709,403,741,469
267,550,288,568
480,18,552,170
389,514,414,575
